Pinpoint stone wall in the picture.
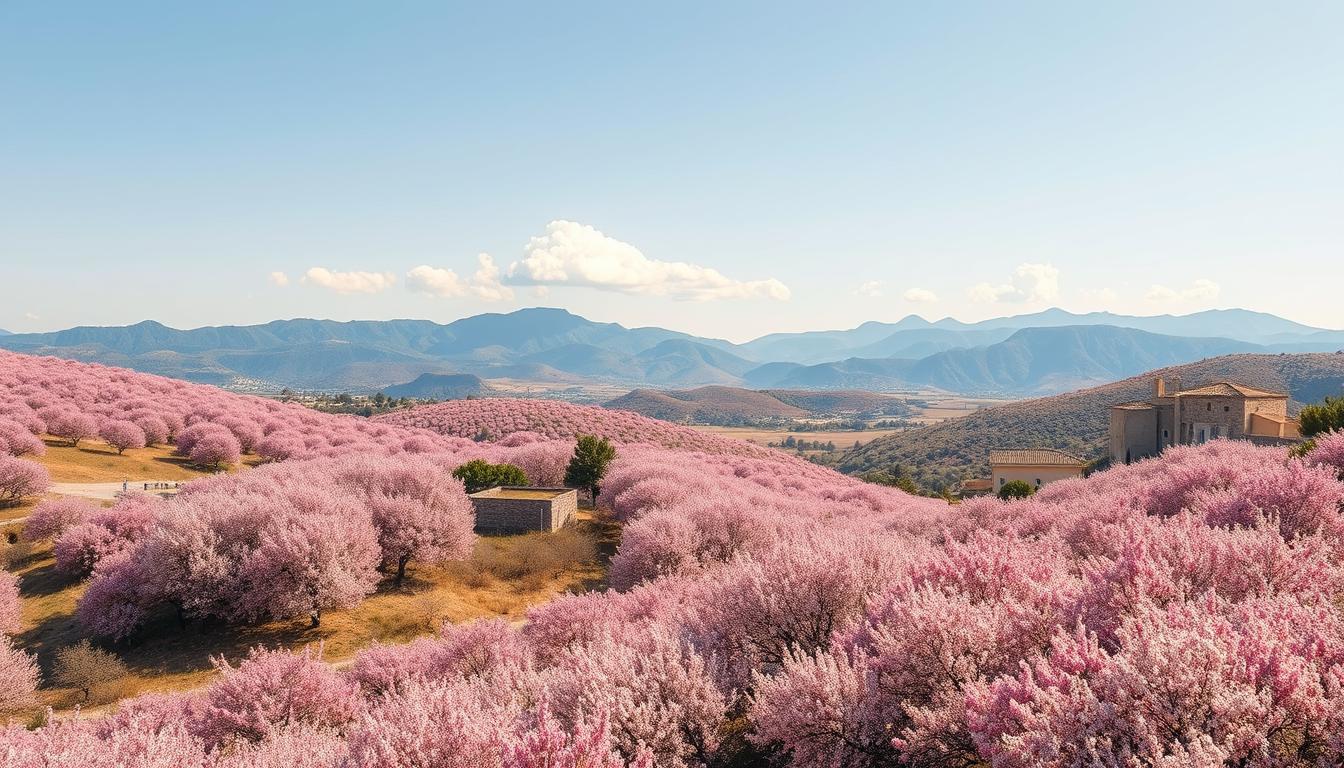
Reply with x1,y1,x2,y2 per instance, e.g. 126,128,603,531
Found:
1179,396,1249,442
470,488,578,534
1110,407,1157,463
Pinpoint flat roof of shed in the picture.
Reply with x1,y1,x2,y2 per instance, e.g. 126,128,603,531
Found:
469,486,574,500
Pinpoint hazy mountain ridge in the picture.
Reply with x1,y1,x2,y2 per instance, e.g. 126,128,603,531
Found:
0,310,751,391
3,308,1339,394
745,326,1318,395
740,308,1335,365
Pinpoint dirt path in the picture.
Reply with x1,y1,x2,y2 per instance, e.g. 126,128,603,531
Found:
48,480,185,502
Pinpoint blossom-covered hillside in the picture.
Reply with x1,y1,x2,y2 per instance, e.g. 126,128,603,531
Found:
373,397,777,456
5,350,1344,767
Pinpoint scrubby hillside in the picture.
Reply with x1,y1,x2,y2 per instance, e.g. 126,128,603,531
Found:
837,352,1344,489
382,372,492,400
603,386,807,423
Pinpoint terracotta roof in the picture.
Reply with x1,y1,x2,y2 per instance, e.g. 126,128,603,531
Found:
1176,382,1286,398
989,448,1087,467
1112,401,1154,410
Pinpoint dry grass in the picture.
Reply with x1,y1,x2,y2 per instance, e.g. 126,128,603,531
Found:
33,438,217,483
5,515,617,715
0,497,40,525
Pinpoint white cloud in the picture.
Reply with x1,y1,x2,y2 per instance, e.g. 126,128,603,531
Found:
406,254,514,302
902,287,939,304
23,312,39,321
469,253,514,302
969,263,1060,304
406,265,467,298
854,280,884,298
1145,278,1221,304
507,220,790,302
532,286,551,299
268,271,290,287
303,267,396,295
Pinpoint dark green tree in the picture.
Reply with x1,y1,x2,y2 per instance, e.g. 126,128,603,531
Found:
452,459,529,493
1298,396,1344,438
565,434,616,500
998,479,1035,500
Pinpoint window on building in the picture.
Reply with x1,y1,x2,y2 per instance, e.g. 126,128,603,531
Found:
999,478,1005,486
1207,403,1212,411
1035,478,1041,486
1224,405,1230,412
1163,429,1169,438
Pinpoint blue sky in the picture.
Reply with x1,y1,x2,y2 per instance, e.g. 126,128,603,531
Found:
2,1,1341,341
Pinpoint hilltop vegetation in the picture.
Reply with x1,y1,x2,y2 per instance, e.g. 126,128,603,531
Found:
838,352,1344,490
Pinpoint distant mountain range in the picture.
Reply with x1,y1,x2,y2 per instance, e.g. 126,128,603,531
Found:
2,307,1341,396
834,352,1344,491
742,307,1344,364
746,326,1269,395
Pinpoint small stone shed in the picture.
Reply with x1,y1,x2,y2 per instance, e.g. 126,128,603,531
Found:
468,486,578,534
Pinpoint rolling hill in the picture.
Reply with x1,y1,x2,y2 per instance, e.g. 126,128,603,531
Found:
604,386,809,423
834,352,1344,491
382,373,492,399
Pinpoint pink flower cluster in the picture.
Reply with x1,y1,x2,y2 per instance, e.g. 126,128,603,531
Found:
76,454,477,639
0,571,38,719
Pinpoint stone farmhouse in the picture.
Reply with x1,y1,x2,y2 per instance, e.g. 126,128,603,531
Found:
988,448,1087,493
1109,377,1300,464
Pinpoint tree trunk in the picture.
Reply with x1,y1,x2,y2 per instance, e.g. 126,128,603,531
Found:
310,608,321,628
395,555,410,586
